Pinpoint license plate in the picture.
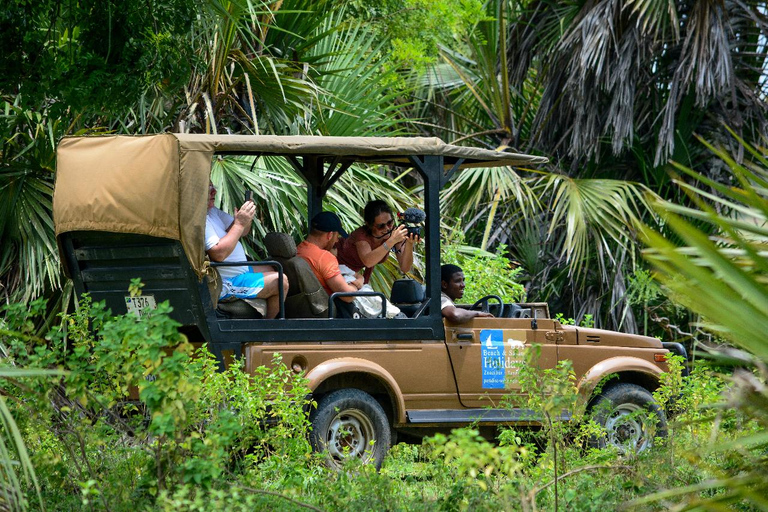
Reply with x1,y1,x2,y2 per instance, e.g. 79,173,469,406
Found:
125,295,157,317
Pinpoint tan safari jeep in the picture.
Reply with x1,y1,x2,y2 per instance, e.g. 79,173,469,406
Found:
54,134,685,468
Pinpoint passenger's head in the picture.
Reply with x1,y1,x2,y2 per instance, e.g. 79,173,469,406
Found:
441,264,465,301
310,211,348,250
363,200,395,237
208,181,217,210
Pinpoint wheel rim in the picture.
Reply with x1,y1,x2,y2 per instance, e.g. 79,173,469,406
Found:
604,403,651,453
324,408,376,466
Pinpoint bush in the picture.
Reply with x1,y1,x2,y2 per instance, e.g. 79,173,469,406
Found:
441,225,526,303
1,294,313,509
1,293,763,511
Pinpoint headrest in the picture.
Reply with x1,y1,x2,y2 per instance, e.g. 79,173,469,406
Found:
264,232,297,259
390,279,425,304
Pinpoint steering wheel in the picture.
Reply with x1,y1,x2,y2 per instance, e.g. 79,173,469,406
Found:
469,294,504,317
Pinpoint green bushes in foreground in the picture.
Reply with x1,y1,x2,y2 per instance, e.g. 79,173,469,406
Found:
0,297,764,511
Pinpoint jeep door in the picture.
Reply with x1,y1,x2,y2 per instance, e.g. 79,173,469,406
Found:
443,318,561,408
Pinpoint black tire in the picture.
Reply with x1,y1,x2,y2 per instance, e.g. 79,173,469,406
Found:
588,383,668,453
309,389,392,469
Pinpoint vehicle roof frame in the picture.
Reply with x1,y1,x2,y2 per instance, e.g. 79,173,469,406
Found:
53,134,548,353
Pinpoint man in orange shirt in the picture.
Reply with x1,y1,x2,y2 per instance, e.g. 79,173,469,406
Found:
297,212,363,303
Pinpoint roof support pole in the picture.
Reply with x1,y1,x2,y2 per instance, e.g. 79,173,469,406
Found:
409,155,443,324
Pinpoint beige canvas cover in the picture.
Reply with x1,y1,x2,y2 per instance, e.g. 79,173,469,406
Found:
54,134,547,278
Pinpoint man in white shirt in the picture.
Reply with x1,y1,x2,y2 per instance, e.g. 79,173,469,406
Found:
205,182,288,318
441,264,494,324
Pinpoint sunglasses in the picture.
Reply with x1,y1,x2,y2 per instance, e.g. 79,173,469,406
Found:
375,219,394,230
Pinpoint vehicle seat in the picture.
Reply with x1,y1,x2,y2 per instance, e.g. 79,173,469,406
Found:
208,267,267,319
390,279,425,318
264,232,329,318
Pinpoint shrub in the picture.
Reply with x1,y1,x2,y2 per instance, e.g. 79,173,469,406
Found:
441,225,526,303
1,293,313,509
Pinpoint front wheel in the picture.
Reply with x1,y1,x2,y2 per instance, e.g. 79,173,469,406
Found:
588,383,668,453
309,389,391,469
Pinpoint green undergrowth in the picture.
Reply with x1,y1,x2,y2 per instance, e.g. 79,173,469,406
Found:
0,296,763,511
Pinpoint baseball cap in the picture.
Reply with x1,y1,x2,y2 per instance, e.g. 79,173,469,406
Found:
310,211,348,238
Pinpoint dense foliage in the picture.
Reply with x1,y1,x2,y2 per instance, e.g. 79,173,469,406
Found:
0,298,764,510
1,0,766,333
1,0,767,509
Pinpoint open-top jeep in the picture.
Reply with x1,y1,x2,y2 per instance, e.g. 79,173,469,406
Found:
54,134,685,468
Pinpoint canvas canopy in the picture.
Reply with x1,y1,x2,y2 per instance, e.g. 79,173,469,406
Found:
54,133,547,278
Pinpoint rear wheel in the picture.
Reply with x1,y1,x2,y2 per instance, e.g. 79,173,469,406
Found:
588,383,667,453
309,389,391,469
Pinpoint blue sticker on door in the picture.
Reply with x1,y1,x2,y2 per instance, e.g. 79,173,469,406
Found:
481,329,505,389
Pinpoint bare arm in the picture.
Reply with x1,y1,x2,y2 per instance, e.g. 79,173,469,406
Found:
356,226,409,267
326,274,363,303
207,202,254,261
395,234,419,273
442,305,494,324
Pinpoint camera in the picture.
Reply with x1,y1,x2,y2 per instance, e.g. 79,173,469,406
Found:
397,207,426,238
244,190,254,203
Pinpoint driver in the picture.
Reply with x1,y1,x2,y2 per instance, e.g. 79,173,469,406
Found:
441,264,494,324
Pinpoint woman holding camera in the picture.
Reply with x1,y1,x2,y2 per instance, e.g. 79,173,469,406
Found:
335,200,420,284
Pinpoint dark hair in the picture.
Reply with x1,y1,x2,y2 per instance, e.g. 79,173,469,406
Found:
441,264,463,283
363,200,394,230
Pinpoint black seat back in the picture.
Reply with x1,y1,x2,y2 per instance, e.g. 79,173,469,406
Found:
264,232,328,318
390,279,425,317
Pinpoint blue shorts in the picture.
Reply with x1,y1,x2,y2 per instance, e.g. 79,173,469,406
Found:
221,271,265,299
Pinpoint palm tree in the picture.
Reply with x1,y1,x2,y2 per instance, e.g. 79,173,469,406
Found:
406,0,660,329
176,0,320,134
637,134,768,508
506,0,768,171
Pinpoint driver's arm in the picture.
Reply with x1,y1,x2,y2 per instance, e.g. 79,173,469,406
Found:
442,305,494,324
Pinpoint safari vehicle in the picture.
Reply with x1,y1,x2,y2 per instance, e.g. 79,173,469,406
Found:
54,134,685,468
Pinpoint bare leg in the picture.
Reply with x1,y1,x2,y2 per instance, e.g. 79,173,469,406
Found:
256,271,289,319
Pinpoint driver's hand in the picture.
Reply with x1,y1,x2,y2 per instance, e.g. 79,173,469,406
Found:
476,312,494,318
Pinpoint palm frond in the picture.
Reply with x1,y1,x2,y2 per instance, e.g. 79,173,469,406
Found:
306,13,411,136
641,137,768,359
0,367,62,512
542,175,654,278
638,137,768,508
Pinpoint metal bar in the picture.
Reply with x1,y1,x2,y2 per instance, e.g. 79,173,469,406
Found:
442,158,464,187
286,155,304,175
320,155,342,188
305,156,323,222
406,408,572,423
75,245,179,260
81,267,187,282
208,321,442,342
321,160,353,196
419,155,443,328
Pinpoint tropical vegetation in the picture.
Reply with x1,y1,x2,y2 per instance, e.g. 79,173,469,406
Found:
1,0,767,509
